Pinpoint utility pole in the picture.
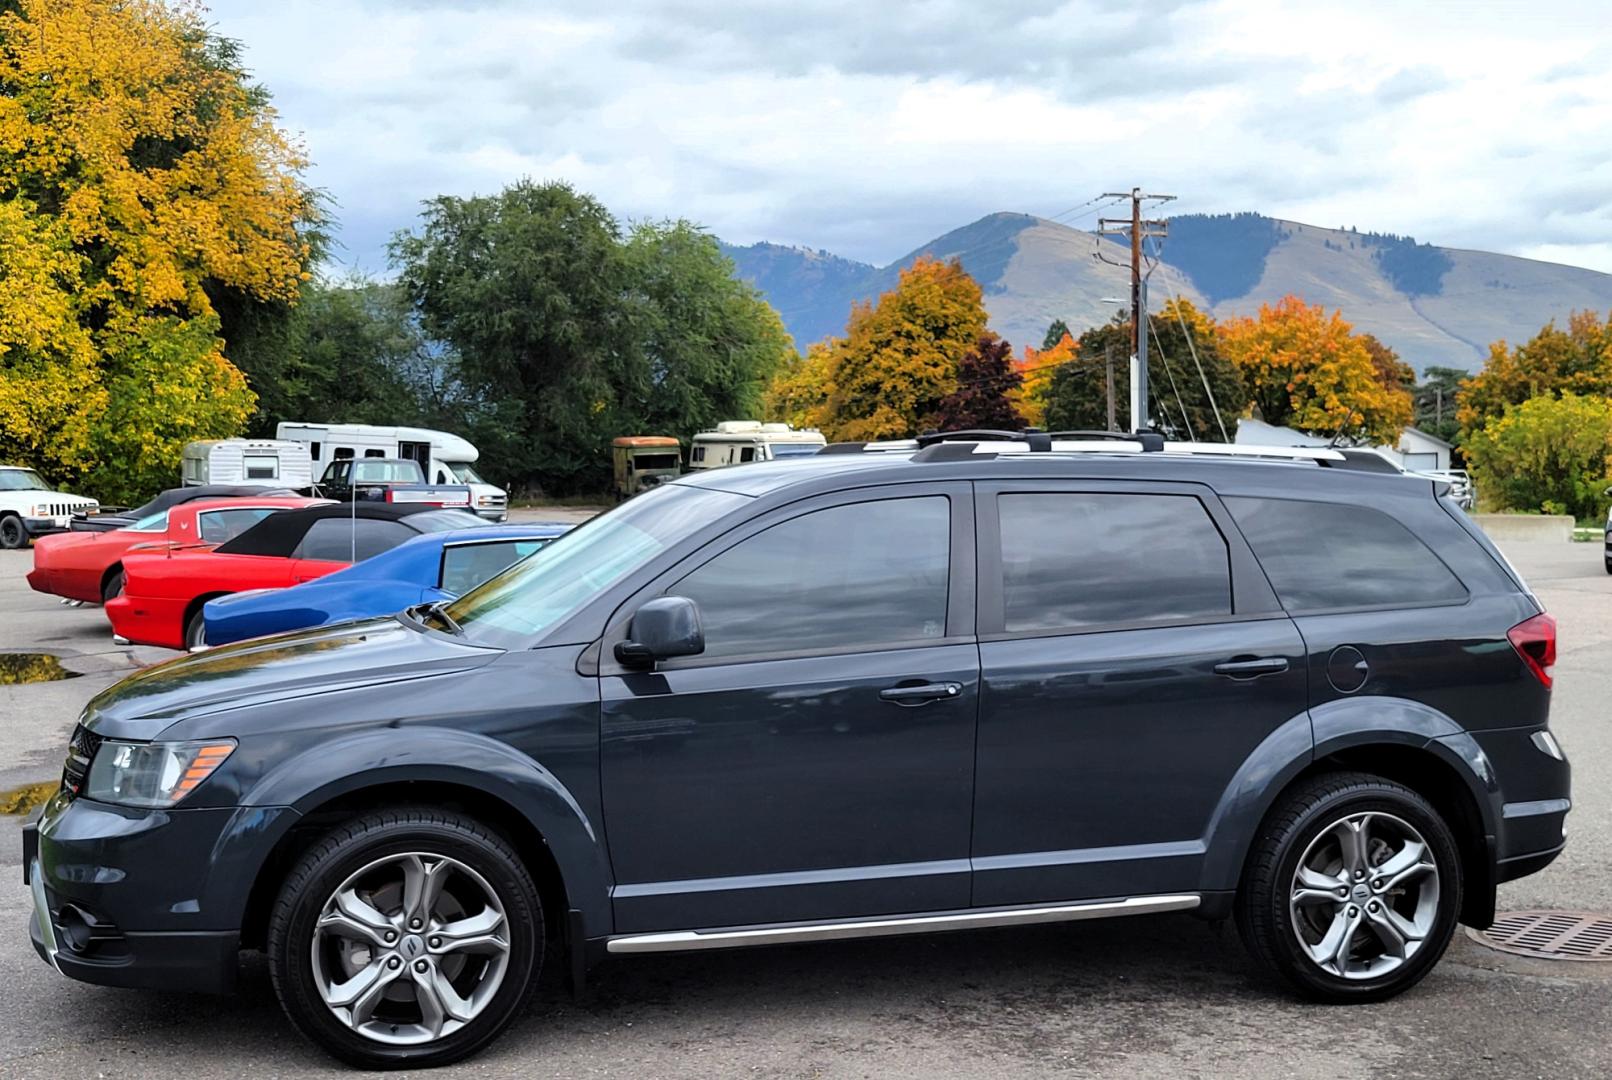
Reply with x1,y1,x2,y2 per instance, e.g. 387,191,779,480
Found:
1098,188,1174,432
1104,343,1117,432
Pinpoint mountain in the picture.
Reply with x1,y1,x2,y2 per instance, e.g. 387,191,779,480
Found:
723,212,1612,372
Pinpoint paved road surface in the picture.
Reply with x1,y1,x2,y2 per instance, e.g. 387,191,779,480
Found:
0,537,1607,1078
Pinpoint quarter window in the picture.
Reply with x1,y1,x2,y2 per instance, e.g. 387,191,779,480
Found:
294,518,416,562
198,508,279,544
997,493,1232,632
439,539,548,595
1225,496,1467,611
670,497,951,659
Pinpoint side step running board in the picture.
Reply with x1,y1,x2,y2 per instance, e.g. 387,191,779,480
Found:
606,893,1200,954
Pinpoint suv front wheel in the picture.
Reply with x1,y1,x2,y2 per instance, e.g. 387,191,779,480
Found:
267,807,543,1068
1236,772,1462,1002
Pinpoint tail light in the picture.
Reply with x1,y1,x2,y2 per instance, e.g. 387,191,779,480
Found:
1508,613,1557,688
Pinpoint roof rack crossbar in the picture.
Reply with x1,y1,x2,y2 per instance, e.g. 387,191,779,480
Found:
817,442,868,454
915,429,1027,448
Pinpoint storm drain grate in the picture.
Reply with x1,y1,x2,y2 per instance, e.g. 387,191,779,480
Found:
1468,910,1612,961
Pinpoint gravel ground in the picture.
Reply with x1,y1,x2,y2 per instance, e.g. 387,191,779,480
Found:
0,536,1607,1079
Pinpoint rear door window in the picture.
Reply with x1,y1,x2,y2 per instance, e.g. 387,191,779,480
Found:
670,496,951,659
1225,496,1467,612
996,493,1232,632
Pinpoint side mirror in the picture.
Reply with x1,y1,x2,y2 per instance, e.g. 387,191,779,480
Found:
615,596,704,667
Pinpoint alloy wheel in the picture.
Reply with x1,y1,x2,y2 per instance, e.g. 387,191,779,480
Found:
310,851,511,1045
1288,811,1440,980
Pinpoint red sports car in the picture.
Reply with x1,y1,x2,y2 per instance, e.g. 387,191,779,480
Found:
27,496,323,604
106,502,488,649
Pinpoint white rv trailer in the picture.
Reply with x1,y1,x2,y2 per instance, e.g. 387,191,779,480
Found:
275,422,507,521
179,440,313,490
686,422,826,471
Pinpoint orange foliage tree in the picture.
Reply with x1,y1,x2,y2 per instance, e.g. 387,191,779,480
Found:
1217,295,1411,444
1014,331,1079,429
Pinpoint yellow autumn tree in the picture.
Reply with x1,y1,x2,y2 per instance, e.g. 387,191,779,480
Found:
0,0,313,501
1218,295,1412,444
773,257,988,441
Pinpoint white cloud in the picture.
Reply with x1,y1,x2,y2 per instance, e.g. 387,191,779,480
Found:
205,0,1612,274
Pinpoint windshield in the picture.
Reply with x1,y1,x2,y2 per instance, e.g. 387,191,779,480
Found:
768,444,822,459
446,461,486,484
0,469,51,492
445,484,747,647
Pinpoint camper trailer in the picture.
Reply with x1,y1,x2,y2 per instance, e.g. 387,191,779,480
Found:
686,422,826,470
275,422,508,521
180,440,313,490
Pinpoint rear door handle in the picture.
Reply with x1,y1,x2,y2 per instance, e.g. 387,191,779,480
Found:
1213,657,1290,680
879,682,964,705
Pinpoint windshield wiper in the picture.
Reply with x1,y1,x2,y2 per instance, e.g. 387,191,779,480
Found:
413,600,463,636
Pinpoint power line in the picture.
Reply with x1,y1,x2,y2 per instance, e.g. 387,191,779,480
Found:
1147,314,1195,441
1167,296,1229,442
1097,188,1175,430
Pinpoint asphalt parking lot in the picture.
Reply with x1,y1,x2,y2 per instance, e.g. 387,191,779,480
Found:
0,535,1609,1078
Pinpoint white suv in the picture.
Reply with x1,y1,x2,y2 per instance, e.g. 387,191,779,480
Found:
0,466,98,549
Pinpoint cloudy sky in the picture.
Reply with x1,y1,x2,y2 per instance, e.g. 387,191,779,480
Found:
207,0,1612,275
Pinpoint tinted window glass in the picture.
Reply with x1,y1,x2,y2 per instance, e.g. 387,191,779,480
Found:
447,484,748,647
670,497,950,659
198,508,278,544
998,494,1231,631
1225,496,1467,611
439,539,547,595
243,455,279,480
294,518,416,562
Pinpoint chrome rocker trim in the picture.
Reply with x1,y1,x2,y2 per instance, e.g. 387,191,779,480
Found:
606,893,1201,954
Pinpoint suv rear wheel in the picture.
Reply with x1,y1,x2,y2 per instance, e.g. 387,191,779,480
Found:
1236,772,1462,1002
267,807,543,1069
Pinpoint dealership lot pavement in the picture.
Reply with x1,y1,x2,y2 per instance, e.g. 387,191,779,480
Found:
0,537,1608,1078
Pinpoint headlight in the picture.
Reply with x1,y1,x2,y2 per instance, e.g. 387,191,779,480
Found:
85,739,236,807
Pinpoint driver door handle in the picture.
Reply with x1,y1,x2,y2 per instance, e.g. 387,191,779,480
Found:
1213,657,1290,680
879,681,964,705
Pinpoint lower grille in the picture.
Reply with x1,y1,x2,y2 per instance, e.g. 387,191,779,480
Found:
61,725,101,799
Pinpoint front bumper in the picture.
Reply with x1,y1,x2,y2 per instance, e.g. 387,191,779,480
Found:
475,507,509,522
24,791,296,994
23,516,74,538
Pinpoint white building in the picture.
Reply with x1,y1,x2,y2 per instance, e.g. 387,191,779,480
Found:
1234,419,1452,473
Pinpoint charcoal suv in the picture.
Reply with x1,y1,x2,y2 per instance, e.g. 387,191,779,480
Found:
25,432,1570,1069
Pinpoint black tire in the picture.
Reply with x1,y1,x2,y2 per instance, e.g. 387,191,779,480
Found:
268,807,543,1070
0,514,25,550
1604,556,1611,576
102,567,125,605
184,607,209,649
1236,771,1462,1003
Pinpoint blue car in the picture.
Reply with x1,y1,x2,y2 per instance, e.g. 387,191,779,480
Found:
201,523,569,646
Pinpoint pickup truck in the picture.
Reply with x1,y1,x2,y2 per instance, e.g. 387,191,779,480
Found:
313,457,472,510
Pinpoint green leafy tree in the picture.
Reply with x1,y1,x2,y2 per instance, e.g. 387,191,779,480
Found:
392,180,796,493
932,334,1022,431
1463,391,1612,518
614,220,796,440
391,181,631,492
1046,299,1245,440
